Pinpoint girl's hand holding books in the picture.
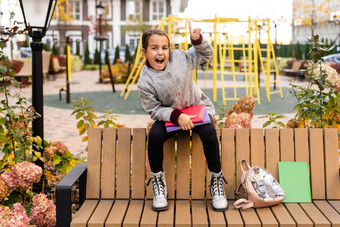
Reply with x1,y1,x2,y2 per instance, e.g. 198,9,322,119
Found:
178,113,197,130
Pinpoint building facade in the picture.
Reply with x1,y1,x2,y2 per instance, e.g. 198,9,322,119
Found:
292,0,339,48
46,0,188,56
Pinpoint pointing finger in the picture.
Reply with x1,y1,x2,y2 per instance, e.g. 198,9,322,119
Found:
188,20,192,32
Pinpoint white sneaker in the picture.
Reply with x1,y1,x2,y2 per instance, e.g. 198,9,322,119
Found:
209,171,228,211
148,171,168,211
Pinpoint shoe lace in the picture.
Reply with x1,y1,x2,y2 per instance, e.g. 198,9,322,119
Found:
147,174,165,197
210,174,228,197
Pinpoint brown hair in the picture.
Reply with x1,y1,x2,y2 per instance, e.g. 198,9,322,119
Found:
142,29,170,50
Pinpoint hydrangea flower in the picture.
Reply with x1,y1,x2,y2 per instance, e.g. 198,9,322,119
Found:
225,112,251,128
30,194,56,227
0,178,9,201
0,171,30,191
0,203,30,227
12,161,42,184
312,64,340,88
51,141,68,154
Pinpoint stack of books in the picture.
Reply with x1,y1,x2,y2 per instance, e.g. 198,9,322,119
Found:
165,104,211,132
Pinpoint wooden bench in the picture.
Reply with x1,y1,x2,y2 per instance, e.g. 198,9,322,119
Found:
56,128,340,227
283,60,302,76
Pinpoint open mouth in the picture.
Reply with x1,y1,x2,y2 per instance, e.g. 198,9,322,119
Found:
155,59,164,64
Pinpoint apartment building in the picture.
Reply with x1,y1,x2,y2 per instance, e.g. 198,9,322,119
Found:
46,0,188,56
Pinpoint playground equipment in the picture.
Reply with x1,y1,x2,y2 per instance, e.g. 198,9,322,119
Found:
120,16,283,104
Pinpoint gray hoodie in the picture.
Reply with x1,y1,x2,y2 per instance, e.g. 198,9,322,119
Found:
137,37,215,122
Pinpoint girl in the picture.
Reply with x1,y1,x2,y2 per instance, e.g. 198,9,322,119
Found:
137,22,228,212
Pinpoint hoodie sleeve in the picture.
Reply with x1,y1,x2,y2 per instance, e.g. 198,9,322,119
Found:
185,36,214,70
137,82,173,122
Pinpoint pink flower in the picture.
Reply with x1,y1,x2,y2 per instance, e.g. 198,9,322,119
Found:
51,141,68,154
0,203,30,227
0,171,31,191
30,194,56,227
225,113,252,128
12,161,42,184
229,124,243,128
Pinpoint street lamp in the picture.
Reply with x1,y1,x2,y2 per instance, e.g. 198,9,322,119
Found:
96,2,105,83
18,0,58,170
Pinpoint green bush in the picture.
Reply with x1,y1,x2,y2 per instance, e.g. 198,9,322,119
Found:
125,44,132,63
277,57,294,74
76,42,81,57
83,64,107,71
52,43,59,55
70,55,83,72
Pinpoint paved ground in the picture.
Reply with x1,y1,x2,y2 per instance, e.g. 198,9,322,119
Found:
2,70,308,155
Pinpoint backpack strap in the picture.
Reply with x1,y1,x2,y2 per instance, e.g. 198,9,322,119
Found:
234,198,254,210
235,182,247,199
240,159,252,173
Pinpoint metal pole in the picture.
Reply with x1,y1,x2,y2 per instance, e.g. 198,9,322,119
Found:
31,30,44,190
99,14,103,83
66,36,71,103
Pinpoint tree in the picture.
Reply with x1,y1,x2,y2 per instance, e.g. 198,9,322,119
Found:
292,0,333,36
295,42,303,60
113,45,120,64
279,44,285,57
287,42,293,58
76,42,81,57
53,0,74,22
84,44,91,65
94,48,100,65
125,44,132,63
52,43,59,55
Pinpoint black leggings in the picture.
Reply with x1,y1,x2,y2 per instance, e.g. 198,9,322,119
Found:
148,115,221,173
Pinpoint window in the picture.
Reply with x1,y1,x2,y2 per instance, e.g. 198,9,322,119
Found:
150,0,166,21
127,0,143,21
69,0,82,21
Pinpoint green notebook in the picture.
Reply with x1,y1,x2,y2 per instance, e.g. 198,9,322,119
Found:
278,162,312,203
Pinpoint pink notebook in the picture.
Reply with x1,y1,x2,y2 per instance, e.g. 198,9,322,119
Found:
165,104,205,127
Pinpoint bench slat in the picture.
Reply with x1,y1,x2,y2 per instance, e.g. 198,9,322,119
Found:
102,128,116,199
175,200,191,226
284,203,313,226
309,129,326,199
132,129,146,199
239,208,261,227
158,200,175,227
224,202,243,227
280,129,294,162
116,128,131,199
270,204,296,227
236,129,250,189
176,131,191,200
88,200,114,226
300,203,331,227
192,200,208,226
123,200,144,227
265,129,280,179
105,200,129,227
329,201,340,213
294,128,309,162
164,137,176,200
313,201,340,226
140,200,158,227
221,129,236,200
71,200,99,227
324,129,340,199
86,128,102,199
206,202,226,227
250,129,265,168
255,207,278,227
191,133,206,200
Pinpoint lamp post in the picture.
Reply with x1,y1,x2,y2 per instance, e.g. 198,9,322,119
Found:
19,0,58,173
96,2,105,83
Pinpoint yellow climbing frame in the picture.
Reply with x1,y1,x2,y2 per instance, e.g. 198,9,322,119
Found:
120,16,283,104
